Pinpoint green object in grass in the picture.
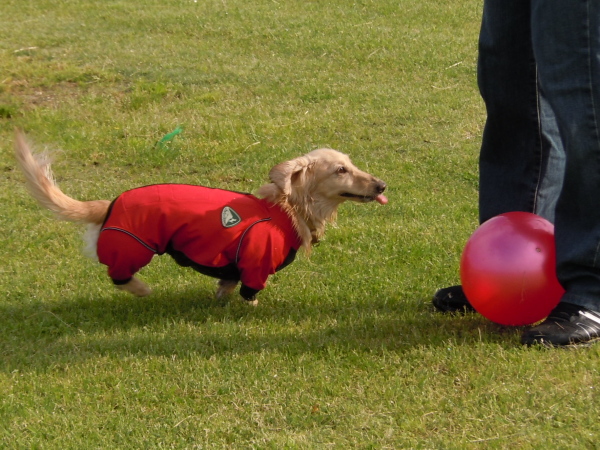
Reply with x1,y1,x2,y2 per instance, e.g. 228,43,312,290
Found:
156,126,183,148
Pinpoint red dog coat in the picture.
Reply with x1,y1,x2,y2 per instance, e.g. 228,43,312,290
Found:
96,184,302,300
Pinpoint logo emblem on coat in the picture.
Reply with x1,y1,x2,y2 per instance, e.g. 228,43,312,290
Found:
221,206,242,228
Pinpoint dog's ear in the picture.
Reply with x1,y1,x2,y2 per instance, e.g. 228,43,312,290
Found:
268,155,312,196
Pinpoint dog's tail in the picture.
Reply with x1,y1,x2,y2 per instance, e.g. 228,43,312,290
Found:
14,129,110,225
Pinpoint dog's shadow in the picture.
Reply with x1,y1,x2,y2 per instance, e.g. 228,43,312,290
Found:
0,286,520,372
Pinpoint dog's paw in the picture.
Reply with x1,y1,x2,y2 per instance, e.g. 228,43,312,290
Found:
216,279,238,299
118,277,152,297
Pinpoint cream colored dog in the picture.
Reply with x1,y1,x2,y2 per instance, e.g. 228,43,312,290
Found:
14,129,387,302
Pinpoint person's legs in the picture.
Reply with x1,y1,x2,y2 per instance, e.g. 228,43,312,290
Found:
434,0,566,313
534,0,600,310
478,0,563,224
523,0,600,346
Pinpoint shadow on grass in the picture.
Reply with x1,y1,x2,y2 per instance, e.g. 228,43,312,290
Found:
0,287,523,372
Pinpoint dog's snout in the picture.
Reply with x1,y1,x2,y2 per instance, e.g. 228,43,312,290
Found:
375,180,387,193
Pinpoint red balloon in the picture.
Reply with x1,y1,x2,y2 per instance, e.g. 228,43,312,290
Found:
460,212,565,326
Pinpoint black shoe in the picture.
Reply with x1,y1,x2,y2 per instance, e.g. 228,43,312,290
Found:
432,285,475,314
521,302,600,347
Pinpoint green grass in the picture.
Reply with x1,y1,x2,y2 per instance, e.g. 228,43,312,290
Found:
1,0,599,448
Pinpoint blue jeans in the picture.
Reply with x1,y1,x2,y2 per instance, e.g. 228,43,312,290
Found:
477,0,600,311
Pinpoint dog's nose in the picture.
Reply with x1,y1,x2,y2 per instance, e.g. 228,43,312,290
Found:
376,180,387,193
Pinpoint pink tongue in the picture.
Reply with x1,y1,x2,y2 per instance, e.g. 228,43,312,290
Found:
375,194,388,205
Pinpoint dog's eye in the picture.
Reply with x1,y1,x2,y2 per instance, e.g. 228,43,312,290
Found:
337,166,347,174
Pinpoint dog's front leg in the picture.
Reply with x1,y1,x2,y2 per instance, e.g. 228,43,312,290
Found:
216,280,258,305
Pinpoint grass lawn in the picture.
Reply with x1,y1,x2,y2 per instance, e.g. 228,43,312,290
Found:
1,0,599,448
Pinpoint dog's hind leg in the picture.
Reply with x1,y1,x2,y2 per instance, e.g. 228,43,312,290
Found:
117,277,152,297
216,279,238,299
96,229,156,297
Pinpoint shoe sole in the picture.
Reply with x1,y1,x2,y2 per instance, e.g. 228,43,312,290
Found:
525,336,600,348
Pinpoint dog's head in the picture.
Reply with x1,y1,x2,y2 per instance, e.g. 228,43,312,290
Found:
266,148,387,206
258,148,387,249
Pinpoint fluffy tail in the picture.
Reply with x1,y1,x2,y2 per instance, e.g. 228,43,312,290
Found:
14,129,110,224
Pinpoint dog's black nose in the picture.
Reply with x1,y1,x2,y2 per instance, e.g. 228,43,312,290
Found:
376,181,387,193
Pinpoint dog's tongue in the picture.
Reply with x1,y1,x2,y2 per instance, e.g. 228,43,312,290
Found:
375,194,388,205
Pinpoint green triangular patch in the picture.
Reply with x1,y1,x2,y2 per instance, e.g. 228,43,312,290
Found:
221,206,242,228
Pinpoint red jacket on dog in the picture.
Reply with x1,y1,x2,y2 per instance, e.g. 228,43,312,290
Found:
96,184,302,300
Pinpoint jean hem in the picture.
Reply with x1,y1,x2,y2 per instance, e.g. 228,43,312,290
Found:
560,293,600,313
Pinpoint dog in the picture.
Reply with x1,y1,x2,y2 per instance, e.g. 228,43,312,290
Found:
14,129,387,304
